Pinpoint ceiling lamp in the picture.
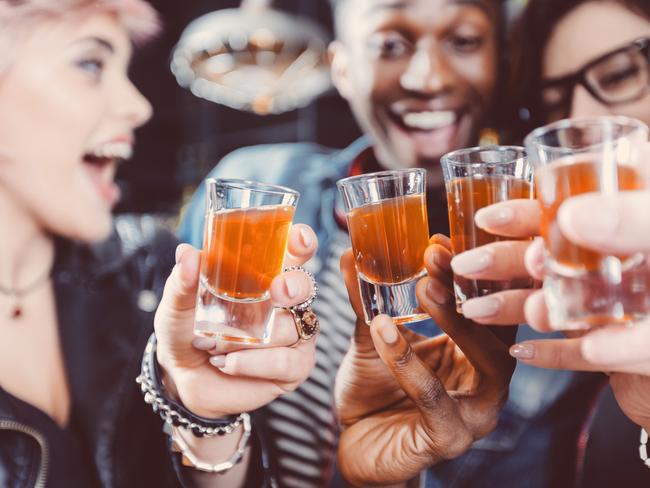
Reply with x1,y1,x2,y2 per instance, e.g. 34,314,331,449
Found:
171,0,332,115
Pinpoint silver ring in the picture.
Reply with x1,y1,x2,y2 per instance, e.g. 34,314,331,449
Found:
283,265,319,341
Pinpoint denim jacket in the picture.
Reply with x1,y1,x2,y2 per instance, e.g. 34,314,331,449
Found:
178,139,604,488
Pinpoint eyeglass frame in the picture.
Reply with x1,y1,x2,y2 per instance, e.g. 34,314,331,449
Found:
540,37,650,117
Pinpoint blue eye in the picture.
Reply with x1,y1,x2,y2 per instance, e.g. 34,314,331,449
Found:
77,58,104,78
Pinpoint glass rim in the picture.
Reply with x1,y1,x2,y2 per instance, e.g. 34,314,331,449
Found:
206,177,300,199
524,115,649,150
336,168,426,189
440,145,526,167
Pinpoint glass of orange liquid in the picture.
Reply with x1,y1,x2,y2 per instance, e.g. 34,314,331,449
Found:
337,169,430,325
525,116,650,329
195,178,299,344
441,146,535,312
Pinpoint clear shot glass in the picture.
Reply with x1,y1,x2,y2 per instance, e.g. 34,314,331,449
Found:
195,178,299,344
338,169,430,325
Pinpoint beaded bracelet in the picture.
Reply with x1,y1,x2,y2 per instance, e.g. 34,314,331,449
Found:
136,333,244,438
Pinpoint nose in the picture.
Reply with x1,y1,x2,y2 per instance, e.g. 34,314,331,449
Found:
400,42,453,96
113,78,153,129
569,84,610,118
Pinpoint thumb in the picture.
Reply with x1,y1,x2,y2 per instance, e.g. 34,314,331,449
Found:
369,316,461,423
558,191,650,255
156,244,201,321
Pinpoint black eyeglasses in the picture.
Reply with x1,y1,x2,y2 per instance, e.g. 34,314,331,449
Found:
540,37,650,118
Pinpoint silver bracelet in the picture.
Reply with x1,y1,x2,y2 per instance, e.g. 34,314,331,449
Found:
640,428,650,468
166,414,252,473
136,333,244,438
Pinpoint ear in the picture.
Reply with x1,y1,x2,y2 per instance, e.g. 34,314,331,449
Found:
329,40,354,101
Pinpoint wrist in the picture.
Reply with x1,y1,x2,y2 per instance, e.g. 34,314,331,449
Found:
157,362,229,419
137,333,243,436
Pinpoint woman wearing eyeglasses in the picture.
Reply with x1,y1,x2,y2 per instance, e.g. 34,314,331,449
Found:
438,0,650,486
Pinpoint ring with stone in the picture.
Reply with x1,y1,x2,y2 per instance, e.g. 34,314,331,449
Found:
282,265,319,342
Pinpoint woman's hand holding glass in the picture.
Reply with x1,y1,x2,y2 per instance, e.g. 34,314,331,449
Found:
450,188,650,432
153,223,319,419
335,236,515,486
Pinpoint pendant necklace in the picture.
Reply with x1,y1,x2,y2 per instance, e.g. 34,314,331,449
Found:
0,268,51,319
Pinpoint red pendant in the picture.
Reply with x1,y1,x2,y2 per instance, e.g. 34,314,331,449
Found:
11,307,21,319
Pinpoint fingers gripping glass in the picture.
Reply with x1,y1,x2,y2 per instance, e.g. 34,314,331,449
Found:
542,38,650,117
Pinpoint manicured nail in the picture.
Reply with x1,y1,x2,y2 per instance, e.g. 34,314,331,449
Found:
192,337,216,350
451,249,493,276
209,355,226,368
299,227,313,248
377,317,399,344
461,296,501,319
475,205,514,228
175,245,187,264
559,197,619,241
426,279,450,305
510,343,535,359
284,275,300,299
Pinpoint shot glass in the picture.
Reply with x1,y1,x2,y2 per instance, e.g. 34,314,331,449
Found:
337,169,430,325
440,146,535,312
195,178,299,344
525,116,650,329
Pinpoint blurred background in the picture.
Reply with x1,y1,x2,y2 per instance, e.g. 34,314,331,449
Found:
121,0,528,217
122,0,361,216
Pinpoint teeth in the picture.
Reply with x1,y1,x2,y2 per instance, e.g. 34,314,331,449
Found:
402,111,457,130
86,142,133,160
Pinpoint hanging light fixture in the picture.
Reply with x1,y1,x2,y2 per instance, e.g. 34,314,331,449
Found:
171,0,332,115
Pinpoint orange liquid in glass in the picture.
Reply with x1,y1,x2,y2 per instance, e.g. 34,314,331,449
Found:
536,160,643,272
347,194,429,284
447,176,533,300
202,205,294,300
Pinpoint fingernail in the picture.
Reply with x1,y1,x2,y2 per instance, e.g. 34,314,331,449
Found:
175,245,187,264
475,205,514,228
426,279,450,305
559,197,619,241
510,343,535,359
581,337,595,362
299,227,313,248
530,237,545,276
192,337,216,350
377,318,399,344
461,296,501,319
209,355,226,368
451,249,493,276
284,276,300,299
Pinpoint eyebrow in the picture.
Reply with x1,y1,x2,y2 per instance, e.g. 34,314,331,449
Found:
71,36,115,53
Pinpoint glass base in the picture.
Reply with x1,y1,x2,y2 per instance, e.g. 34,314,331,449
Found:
194,278,274,344
358,270,429,325
544,255,650,330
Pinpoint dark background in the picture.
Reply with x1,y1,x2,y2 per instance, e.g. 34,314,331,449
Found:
120,0,361,215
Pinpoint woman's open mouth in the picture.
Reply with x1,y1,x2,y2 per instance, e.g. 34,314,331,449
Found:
82,142,133,207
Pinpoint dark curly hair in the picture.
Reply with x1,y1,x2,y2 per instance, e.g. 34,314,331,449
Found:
508,0,650,141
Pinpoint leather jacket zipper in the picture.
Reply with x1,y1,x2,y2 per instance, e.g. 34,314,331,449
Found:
0,420,48,488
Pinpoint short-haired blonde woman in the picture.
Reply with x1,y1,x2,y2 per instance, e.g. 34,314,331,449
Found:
0,1,318,486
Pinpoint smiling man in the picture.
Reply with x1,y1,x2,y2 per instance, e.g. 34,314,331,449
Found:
178,1,595,487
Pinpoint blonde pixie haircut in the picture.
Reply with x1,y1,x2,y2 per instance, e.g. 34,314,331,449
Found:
0,0,159,71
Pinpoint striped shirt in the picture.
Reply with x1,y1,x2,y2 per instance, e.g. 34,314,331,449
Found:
264,229,355,487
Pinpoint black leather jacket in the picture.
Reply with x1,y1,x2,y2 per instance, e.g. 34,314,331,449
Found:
0,216,272,487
